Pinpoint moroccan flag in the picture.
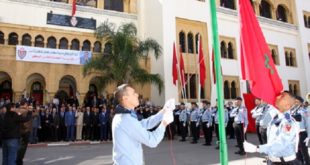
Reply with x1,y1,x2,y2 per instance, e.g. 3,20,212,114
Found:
198,36,206,88
179,47,186,87
239,0,283,105
72,0,77,16
172,43,178,86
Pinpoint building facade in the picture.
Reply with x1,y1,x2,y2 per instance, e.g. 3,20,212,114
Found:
0,0,309,105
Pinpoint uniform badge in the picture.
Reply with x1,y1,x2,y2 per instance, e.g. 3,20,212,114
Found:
283,123,292,133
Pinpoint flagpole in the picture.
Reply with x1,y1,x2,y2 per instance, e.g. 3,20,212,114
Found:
209,0,228,165
197,36,201,104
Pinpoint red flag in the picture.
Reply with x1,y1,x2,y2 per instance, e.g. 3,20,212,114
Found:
179,47,186,87
211,48,216,84
198,36,206,88
239,0,283,105
72,0,76,16
172,43,178,86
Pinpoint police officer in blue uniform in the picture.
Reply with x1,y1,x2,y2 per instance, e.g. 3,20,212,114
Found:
230,97,248,155
244,91,302,165
291,96,310,165
201,101,212,145
190,102,200,144
213,102,228,149
251,98,264,144
179,102,188,142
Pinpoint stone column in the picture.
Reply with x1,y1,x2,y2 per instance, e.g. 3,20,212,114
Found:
98,0,104,9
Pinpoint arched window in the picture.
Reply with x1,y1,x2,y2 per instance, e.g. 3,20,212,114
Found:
21,34,32,46
0,31,4,44
289,84,293,93
231,81,237,99
277,5,288,23
179,31,186,53
47,36,57,48
93,41,102,53
259,0,272,19
82,40,91,51
220,41,227,58
271,49,277,64
293,85,298,95
285,51,290,66
189,74,197,99
227,42,234,59
289,52,294,66
195,33,199,54
103,42,112,55
104,0,123,12
71,39,80,50
35,35,44,47
59,37,68,49
8,32,18,45
304,15,308,27
224,80,230,99
187,32,194,53
31,82,42,92
308,17,310,28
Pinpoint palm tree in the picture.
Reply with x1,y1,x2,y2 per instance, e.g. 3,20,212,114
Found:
83,21,164,93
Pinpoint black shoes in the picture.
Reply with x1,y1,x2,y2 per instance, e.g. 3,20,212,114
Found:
234,150,246,155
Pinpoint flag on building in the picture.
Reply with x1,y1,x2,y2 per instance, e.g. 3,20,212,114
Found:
72,0,77,16
172,43,178,86
198,36,206,88
239,0,283,105
179,47,186,87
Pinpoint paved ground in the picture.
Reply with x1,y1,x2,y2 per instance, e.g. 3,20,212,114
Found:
0,134,270,165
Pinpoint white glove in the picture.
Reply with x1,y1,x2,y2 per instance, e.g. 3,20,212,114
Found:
196,122,199,127
183,123,186,127
163,98,176,113
304,137,310,147
244,127,247,133
243,141,257,153
207,123,210,128
163,110,174,125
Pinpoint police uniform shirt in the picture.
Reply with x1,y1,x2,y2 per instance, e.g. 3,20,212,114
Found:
258,112,298,158
213,108,228,124
260,105,279,129
190,108,200,122
179,109,188,122
230,106,248,127
112,107,165,165
293,107,310,135
201,108,212,123
251,105,264,124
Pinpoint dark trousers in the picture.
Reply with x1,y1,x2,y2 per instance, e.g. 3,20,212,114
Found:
66,125,75,141
30,128,38,144
256,124,263,144
58,125,66,141
100,124,107,141
267,159,302,165
260,127,267,144
234,123,245,152
297,131,310,165
190,122,199,143
215,124,219,141
202,122,212,144
227,118,234,138
179,122,187,140
16,132,30,165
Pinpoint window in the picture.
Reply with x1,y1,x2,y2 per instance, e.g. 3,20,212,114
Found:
308,17,310,28
227,42,234,59
93,41,102,53
288,80,300,96
184,74,197,99
71,39,80,50
47,36,57,48
277,5,288,23
187,32,194,53
224,80,230,99
0,31,4,44
259,0,272,19
223,76,240,99
8,32,18,45
179,31,186,53
284,48,297,67
77,0,97,8
59,37,68,49
82,40,91,51
31,82,42,91
103,42,112,55
220,0,235,10
268,44,279,65
22,34,32,46
195,33,199,54
104,0,123,12
35,35,44,47
220,41,227,58
304,15,308,27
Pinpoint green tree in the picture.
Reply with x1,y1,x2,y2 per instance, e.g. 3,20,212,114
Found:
83,21,163,93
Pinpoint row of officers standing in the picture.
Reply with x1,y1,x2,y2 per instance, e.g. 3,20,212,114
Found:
174,97,248,155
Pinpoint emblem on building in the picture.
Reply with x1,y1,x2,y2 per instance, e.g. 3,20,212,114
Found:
17,47,27,59
70,16,78,27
